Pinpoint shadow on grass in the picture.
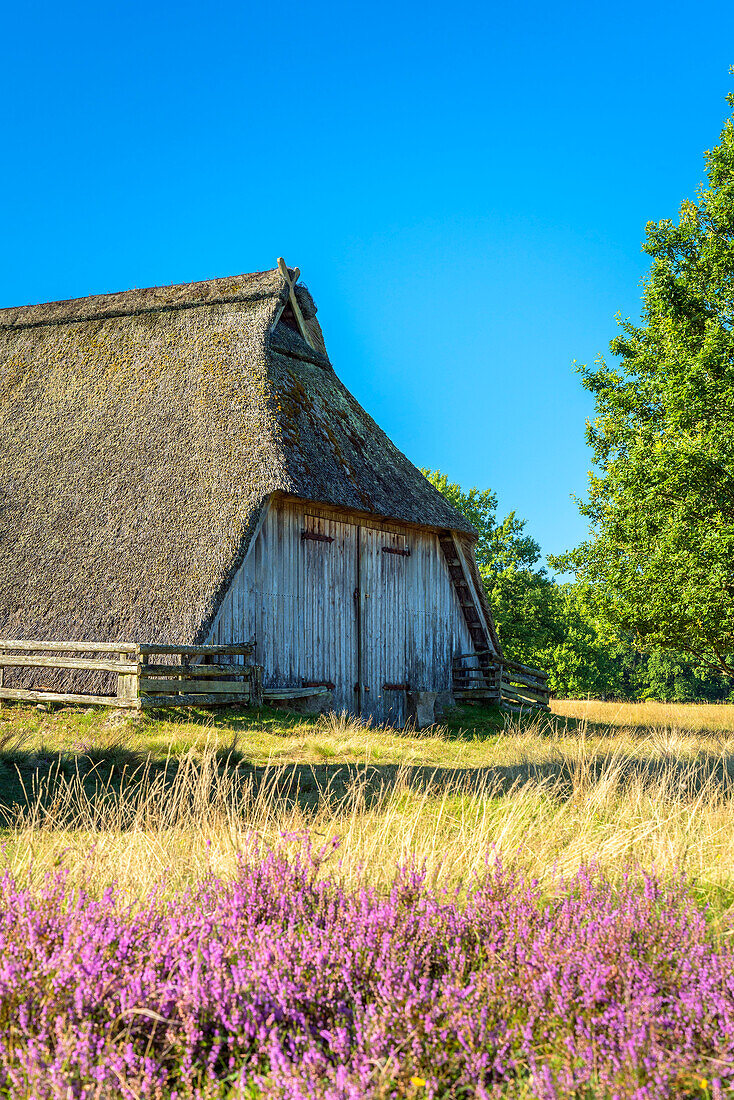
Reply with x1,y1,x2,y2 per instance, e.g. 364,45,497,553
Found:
4,698,734,830
151,702,513,741
4,742,734,830
0,698,526,823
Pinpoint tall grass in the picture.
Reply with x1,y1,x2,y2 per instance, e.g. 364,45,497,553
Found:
5,712,734,915
553,696,734,732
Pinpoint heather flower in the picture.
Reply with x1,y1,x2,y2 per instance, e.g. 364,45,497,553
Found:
0,852,731,1098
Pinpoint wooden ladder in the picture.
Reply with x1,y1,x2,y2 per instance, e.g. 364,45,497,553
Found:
437,531,498,697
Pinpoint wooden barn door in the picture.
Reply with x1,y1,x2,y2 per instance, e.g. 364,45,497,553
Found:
301,514,359,714
358,528,411,725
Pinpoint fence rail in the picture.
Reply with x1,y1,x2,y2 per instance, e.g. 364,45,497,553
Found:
0,641,262,710
0,639,548,714
452,651,550,712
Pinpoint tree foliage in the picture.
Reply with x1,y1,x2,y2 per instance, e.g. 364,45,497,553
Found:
428,470,731,701
554,82,734,679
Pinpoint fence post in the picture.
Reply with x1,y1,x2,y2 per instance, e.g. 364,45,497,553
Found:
250,665,264,708
116,649,140,709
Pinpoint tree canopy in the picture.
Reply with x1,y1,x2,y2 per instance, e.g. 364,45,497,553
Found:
553,81,734,679
428,470,731,701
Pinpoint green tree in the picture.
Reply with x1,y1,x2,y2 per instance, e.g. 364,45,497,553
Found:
428,471,731,699
630,647,727,702
537,584,626,698
554,81,734,679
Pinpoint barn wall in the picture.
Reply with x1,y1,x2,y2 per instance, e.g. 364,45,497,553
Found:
207,498,476,724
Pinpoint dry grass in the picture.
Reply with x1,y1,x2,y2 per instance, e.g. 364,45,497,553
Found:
553,696,734,733
3,702,734,916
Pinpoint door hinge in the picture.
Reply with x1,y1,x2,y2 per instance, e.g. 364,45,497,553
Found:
301,530,334,543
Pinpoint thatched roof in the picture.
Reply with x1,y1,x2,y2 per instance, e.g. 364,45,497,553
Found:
0,265,477,645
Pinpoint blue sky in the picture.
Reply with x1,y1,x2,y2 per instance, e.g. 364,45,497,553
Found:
2,0,734,566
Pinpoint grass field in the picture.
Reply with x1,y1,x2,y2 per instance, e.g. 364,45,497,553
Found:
3,698,734,1097
554,696,734,733
3,697,734,910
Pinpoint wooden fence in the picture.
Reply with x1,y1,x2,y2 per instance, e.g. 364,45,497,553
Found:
453,651,550,711
0,639,549,714
0,641,262,710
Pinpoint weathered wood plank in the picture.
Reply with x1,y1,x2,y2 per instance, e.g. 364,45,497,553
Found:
139,678,250,694
117,650,140,707
0,688,134,707
453,689,501,700
250,665,264,706
501,668,549,692
141,692,251,707
500,683,550,705
453,669,498,679
140,663,250,677
0,640,138,654
501,671,550,693
498,657,549,680
263,687,330,700
117,675,139,706
0,654,137,673
452,653,549,681
138,643,254,656
500,683,550,704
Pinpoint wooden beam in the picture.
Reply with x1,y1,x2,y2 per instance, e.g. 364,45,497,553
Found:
263,687,330,700
140,692,251,708
0,654,137,673
498,657,549,680
137,643,254,656
139,678,250,694
0,688,134,708
452,653,550,681
502,701,549,714
250,665,264,707
117,653,140,707
453,689,500,701
453,669,497,679
500,683,550,705
500,668,551,692
140,663,250,677
276,257,316,350
499,686,550,704
0,640,138,654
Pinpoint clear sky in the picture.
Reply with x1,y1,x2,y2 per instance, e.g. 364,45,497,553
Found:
2,0,734,566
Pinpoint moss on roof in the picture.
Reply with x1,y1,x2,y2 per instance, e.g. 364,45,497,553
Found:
0,267,476,646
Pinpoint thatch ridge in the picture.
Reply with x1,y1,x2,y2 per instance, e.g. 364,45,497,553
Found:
0,269,285,330
0,267,478,657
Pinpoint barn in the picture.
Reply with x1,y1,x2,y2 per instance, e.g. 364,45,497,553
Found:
0,261,545,724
